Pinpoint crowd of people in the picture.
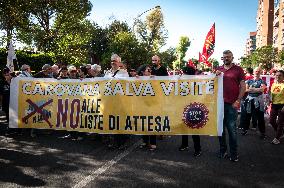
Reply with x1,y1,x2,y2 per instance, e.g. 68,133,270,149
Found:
0,50,283,162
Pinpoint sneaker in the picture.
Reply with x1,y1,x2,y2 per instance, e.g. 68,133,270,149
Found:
61,134,72,139
230,156,239,162
193,151,202,157
241,130,248,136
75,136,84,141
178,145,189,151
250,127,257,131
218,152,228,159
149,145,157,151
271,138,280,145
139,143,147,149
279,134,284,140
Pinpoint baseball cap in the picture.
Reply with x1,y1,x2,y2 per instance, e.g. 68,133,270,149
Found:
42,64,52,71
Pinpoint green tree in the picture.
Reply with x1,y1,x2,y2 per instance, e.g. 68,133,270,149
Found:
89,24,109,65
52,19,95,65
277,50,284,66
17,0,92,52
0,0,30,46
242,46,277,70
159,47,176,69
107,20,130,39
103,31,149,70
208,58,219,69
175,36,191,69
135,7,168,53
240,56,253,68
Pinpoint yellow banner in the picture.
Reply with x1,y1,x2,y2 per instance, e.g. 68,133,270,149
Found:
9,76,223,136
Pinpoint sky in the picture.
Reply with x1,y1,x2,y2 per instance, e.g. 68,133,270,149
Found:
89,0,258,63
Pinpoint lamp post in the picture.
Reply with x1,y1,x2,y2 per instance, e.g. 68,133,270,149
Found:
133,6,161,32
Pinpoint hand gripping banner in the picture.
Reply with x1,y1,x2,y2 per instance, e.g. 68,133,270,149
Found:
9,75,224,136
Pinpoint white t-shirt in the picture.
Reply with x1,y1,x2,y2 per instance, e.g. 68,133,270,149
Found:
104,68,129,78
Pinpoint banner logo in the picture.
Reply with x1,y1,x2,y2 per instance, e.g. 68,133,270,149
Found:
182,102,209,129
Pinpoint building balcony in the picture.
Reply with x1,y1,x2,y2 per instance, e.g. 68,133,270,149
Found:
274,17,279,27
275,4,280,16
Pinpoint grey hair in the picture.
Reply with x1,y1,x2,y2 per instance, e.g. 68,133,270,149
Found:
111,54,121,63
20,64,30,71
223,50,233,55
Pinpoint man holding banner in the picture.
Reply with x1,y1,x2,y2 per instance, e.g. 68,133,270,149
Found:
216,50,246,162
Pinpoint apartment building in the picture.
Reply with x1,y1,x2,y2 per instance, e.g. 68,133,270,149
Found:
244,32,257,56
256,0,274,48
273,0,284,51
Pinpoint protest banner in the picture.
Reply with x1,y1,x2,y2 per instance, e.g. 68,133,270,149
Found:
9,75,223,136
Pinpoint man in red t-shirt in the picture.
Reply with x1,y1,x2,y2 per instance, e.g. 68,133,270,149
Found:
216,50,246,162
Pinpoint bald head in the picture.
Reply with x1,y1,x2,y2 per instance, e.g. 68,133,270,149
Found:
152,55,161,68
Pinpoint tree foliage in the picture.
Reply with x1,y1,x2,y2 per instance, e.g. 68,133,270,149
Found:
175,36,191,69
159,47,176,69
135,7,168,53
102,31,150,70
0,2,181,71
0,0,30,46
17,0,92,52
240,46,277,70
52,19,95,65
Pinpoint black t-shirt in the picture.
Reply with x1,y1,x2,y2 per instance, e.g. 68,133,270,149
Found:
0,79,10,112
34,71,52,78
151,65,168,76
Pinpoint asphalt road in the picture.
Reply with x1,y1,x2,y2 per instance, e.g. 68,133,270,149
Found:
0,113,284,188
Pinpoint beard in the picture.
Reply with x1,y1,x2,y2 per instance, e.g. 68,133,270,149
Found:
224,60,231,65
152,63,158,68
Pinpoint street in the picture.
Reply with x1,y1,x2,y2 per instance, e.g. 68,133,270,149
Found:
0,113,284,188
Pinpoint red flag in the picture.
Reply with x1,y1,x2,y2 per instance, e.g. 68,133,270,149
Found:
198,52,206,63
202,23,215,59
204,61,212,67
187,59,195,69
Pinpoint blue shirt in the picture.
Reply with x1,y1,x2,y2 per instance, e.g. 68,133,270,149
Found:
246,79,266,97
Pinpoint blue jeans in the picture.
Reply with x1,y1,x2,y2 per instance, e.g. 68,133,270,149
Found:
218,103,238,157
